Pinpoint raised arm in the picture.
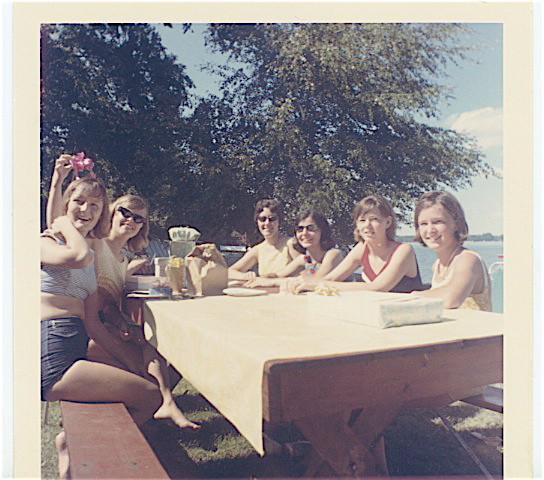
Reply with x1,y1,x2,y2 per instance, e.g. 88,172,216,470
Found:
228,245,260,281
40,216,94,268
46,154,74,228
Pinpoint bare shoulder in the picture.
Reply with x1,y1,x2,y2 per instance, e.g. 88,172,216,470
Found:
395,243,414,255
453,249,482,272
391,242,414,261
458,249,481,264
245,242,263,257
349,242,365,255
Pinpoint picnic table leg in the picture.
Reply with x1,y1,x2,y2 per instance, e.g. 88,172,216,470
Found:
295,412,376,477
349,404,402,476
300,412,352,477
294,405,401,477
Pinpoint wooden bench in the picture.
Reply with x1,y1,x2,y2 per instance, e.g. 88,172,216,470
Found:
461,385,503,413
60,401,169,479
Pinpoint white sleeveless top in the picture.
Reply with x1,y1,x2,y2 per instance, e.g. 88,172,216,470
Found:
257,239,292,276
431,250,492,312
93,238,129,305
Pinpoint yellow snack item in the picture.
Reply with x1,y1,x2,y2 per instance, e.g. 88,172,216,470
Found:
314,284,340,296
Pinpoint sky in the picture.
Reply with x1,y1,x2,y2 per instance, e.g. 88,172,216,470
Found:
155,23,504,236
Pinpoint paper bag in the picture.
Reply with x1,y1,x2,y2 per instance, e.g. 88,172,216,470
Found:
185,244,228,296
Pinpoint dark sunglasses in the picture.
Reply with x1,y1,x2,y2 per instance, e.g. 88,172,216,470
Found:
296,224,319,233
117,206,146,224
257,215,278,223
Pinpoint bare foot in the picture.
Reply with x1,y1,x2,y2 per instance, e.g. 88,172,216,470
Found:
153,400,200,430
55,430,70,480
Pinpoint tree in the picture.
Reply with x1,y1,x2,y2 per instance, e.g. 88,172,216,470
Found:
40,23,197,237
202,23,494,245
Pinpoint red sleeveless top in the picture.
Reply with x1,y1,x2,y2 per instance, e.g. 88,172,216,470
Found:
360,243,423,293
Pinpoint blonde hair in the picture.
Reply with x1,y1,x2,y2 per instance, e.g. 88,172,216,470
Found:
110,194,150,253
352,194,397,242
62,177,110,238
413,191,469,245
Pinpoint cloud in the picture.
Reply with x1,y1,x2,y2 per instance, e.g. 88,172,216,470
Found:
444,107,503,151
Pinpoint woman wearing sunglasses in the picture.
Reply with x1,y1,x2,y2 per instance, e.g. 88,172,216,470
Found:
47,154,199,430
245,209,344,288
228,199,301,281
287,194,423,294
42,174,163,479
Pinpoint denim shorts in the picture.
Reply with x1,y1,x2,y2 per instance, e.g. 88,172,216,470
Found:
41,317,89,401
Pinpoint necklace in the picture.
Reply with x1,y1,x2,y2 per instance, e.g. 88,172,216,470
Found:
436,245,462,280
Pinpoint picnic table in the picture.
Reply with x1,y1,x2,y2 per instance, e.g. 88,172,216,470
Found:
124,291,503,477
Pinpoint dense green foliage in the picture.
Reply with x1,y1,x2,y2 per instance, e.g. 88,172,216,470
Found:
40,23,197,237
202,23,493,243
41,23,493,246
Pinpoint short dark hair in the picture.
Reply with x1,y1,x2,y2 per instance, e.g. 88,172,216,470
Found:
253,198,284,224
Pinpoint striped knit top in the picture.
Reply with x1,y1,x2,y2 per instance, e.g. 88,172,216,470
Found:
40,230,97,300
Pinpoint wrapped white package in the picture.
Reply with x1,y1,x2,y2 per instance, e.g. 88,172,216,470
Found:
307,291,443,328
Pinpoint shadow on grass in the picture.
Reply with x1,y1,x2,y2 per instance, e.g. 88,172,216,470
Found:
42,382,503,480
143,415,298,479
385,406,503,478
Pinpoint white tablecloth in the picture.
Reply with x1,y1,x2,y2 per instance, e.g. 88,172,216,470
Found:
142,293,503,454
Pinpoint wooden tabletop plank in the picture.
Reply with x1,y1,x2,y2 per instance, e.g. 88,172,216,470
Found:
263,336,502,422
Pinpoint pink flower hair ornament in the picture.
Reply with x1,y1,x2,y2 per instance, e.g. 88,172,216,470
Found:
70,152,95,180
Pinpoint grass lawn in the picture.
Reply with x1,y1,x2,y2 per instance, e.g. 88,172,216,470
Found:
42,379,503,479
